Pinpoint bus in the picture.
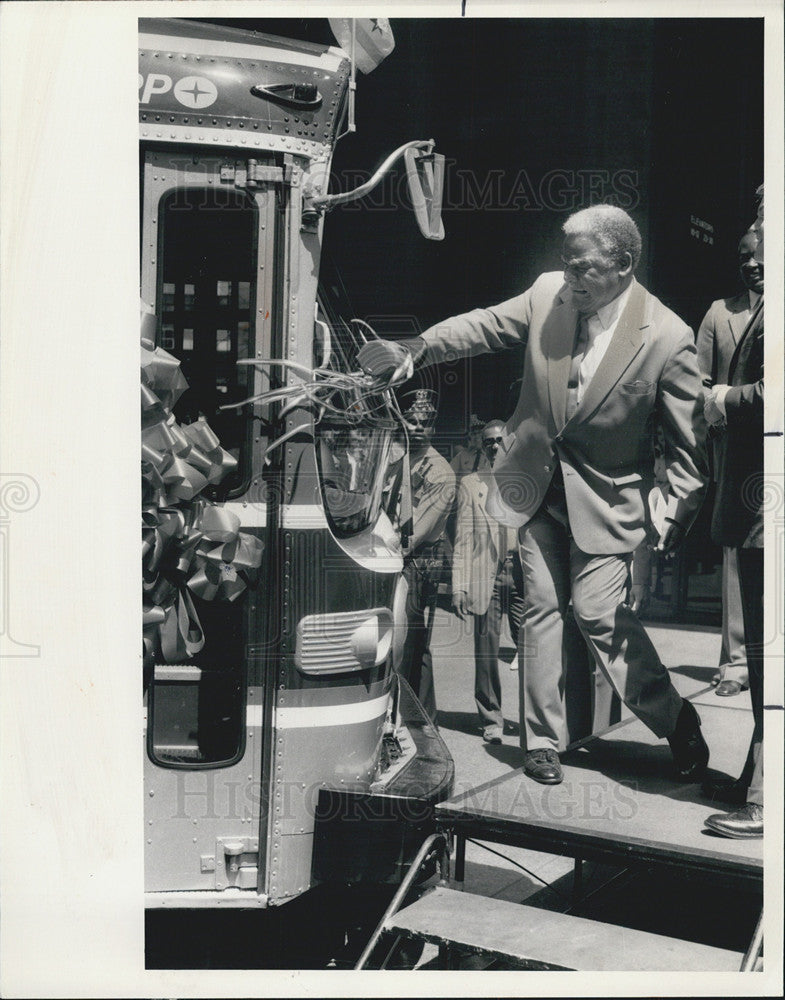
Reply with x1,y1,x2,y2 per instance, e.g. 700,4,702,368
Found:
140,16,453,929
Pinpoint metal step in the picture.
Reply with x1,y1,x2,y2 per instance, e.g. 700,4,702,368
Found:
384,886,745,971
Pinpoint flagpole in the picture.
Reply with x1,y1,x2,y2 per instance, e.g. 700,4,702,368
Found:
348,19,357,133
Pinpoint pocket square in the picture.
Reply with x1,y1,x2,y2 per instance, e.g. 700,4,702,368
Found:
612,471,643,487
648,484,670,536
621,380,655,394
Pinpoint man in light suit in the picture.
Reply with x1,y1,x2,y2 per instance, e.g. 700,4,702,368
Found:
450,414,488,479
452,420,525,744
360,205,709,785
696,231,763,697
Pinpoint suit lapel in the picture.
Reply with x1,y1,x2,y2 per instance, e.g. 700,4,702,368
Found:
570,281,647,423
546,289,580,430
474,475,499,564
728,292,750,346
729,295,763,384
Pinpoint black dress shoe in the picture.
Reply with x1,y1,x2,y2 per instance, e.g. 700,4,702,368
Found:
524,748,563,785
704,803,763,839
701,776,749,806
715,679,745,697
667,699,709,782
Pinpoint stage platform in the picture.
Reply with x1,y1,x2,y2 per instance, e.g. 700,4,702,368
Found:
436,688,762,889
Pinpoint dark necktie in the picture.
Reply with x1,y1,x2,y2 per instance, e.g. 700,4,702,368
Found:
565,315,590,422
496,520,512,562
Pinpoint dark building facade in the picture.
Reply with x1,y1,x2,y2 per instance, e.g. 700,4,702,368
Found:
202,16,764,622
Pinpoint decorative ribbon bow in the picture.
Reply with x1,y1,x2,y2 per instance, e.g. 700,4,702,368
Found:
141,336,188,410
140,316,259,669
187,507,264,602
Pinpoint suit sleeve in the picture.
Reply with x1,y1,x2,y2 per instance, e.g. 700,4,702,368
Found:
658,326,709,529
695,302,718,389
418,273,549,365
724,311,764,424
724,378,763,423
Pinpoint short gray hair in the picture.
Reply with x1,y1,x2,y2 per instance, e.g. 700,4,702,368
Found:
562,205,642,270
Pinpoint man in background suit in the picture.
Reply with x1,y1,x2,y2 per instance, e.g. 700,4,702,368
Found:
361,205,709,785
702,191,765,839
450,414,489,478
452,420,525,744
696,231,763,697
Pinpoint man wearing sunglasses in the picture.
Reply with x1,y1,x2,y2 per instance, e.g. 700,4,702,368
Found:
361,205,708,786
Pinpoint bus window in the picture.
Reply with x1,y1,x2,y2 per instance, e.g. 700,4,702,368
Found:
149,666,244,767
156,188,259,499
313,301,397,538
318,421,395,537
148,598,246,769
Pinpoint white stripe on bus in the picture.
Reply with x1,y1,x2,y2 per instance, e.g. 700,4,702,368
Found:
246,703,264,728
262,693,389,730
224,502,267,527
281,504,328,530
219,503,326,528
218,503,325,530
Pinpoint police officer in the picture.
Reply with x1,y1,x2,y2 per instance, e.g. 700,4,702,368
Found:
388,390,455,722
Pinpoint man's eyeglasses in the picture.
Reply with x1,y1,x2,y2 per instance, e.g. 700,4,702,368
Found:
482,436,503,447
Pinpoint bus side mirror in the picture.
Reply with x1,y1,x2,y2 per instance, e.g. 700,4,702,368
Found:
404,148,445,241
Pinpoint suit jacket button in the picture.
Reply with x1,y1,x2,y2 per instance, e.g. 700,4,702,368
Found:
543,464,551,472
555,435,563,443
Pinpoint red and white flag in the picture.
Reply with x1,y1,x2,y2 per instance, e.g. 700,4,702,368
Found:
328,18,395,73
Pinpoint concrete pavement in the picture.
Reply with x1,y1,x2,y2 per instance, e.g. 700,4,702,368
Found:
428,602,738,905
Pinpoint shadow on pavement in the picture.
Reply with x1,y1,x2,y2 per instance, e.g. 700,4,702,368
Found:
436,709,483,737
483,743,524,769
669,663,718,683
562,739,717,806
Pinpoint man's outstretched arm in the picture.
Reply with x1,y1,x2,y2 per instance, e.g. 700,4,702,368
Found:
357,273,548,385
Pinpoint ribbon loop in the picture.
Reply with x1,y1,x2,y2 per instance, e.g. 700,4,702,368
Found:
141,339,189,409
140,316,261,667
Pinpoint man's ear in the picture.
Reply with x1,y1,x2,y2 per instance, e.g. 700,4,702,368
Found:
618,252,634,278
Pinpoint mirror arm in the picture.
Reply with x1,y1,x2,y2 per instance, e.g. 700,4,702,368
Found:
304,139,436,213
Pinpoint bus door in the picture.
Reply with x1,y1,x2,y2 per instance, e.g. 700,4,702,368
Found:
142,149,282,898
